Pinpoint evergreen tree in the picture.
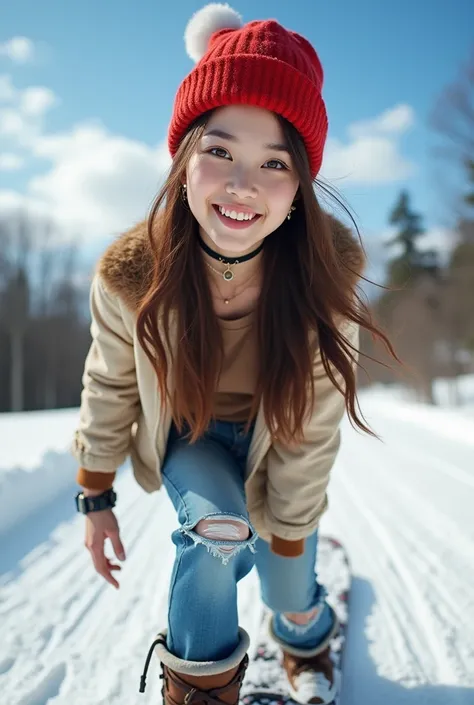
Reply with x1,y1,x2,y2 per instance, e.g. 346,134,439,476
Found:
385,189,439,287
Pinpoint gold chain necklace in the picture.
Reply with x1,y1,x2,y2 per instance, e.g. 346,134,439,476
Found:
211,258,238,281
204,260,257,305
204,259,237,279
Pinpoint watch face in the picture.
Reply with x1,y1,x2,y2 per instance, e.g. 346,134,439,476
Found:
75,493,87,513
75,489,116,513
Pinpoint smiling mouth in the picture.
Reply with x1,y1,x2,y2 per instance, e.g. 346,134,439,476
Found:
212,204,262,222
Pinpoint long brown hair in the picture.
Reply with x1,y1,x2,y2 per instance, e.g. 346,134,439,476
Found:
136,110,400,444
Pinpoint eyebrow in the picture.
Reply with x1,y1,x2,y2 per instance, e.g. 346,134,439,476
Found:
203,128,290,154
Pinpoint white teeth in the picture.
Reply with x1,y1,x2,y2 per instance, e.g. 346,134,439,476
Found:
218,206,256,221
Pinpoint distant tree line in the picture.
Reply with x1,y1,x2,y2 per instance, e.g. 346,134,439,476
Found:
0,213,91,412
359,47,474,404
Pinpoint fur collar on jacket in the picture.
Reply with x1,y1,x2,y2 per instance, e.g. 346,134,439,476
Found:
97,213,366,311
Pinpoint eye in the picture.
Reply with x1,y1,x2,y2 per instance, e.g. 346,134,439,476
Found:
264,159,288,170
208,147,231,159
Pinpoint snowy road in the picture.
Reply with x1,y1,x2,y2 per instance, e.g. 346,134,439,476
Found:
0,389,473,704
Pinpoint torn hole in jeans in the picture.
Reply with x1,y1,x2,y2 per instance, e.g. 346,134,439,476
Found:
180,513,257,566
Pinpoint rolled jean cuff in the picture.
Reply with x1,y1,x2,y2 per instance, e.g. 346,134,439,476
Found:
155,627,250,677
269,606,340,658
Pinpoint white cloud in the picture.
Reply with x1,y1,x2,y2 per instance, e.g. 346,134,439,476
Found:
0,37,35,64
0,153,23,170
0,107,43,150
0,83,59,149
321,104,416,184
0,126,171,244
349,104,415,139
0,75,172,244
20,86,58,116
0,108,26,136
28,121,172,241
0,74,16,102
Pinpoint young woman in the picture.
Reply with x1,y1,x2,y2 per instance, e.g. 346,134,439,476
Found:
72,5,397,704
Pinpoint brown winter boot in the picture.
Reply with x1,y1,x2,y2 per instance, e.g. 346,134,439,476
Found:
139,627,250,705
281,647,338,705
268,609,341,705
160,656,249,705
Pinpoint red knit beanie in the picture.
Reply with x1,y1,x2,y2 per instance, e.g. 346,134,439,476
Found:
168,3,328,179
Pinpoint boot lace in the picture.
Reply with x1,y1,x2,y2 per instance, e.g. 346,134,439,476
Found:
139,635,249,703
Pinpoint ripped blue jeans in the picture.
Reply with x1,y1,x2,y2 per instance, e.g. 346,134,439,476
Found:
161,419,334,662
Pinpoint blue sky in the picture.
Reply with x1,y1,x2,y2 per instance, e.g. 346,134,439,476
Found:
1,0,473,281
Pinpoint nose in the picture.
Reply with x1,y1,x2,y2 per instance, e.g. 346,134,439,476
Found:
225,167,257,200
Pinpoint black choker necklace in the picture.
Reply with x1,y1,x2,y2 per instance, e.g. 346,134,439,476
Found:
197,232,264,265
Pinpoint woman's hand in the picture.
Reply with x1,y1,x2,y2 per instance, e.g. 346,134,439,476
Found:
84,495,126,589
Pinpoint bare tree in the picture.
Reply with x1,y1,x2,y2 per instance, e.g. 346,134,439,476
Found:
430,46,474,222
427,47,474,399
0,213,32,411
0,209,90,412
390,277,443,404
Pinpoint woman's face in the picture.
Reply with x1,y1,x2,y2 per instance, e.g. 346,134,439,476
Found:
185,105,300,257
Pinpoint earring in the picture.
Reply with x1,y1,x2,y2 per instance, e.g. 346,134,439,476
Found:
287,204,296,220
181,184,188,202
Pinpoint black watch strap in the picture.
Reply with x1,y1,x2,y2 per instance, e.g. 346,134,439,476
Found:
75,488,117,514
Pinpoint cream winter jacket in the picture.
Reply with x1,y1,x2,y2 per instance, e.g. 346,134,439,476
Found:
72,214,365,557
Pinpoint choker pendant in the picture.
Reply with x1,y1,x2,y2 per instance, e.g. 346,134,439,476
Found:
221,260,238,281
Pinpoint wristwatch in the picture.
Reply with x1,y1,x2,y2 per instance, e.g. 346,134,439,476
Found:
75,488,117,514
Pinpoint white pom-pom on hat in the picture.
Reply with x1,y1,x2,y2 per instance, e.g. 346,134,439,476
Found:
184,3,243,63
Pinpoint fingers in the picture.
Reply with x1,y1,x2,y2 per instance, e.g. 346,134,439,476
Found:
88,544,121,589
107,559,122,572
106,528,126,562
95,554,120,589
85,518,126,589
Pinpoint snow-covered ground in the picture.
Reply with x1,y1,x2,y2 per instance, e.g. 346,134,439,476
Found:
1,380,474,705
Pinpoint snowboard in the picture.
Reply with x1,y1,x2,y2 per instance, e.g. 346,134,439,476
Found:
241,536,351,705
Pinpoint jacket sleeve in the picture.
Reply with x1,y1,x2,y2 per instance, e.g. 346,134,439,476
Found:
71,274,141,478
266,319,360,556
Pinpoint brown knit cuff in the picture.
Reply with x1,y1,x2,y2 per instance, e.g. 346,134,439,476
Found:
271,535,305,558
76,467,116,490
